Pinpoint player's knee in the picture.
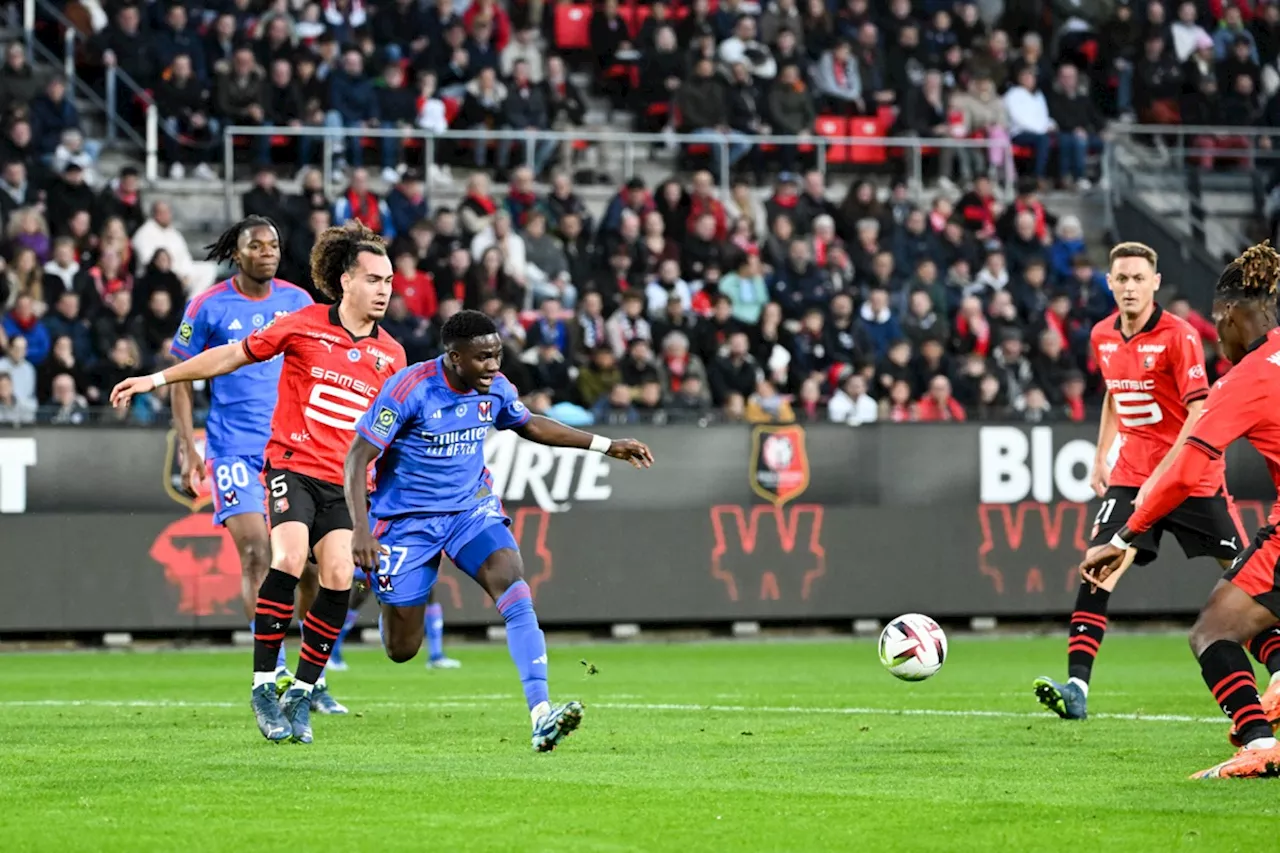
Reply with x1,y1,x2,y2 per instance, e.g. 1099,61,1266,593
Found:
273,550,308,577
237,539,272,576
385,640,419,664
481,551,525,598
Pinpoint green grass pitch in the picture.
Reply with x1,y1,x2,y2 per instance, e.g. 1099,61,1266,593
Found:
3,634,1280,852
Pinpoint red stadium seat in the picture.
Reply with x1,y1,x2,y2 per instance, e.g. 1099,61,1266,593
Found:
554,3,593,51
815,115,850,164
848,117,886,164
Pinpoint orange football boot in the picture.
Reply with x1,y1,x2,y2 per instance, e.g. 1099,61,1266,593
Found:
1191,745,1280,779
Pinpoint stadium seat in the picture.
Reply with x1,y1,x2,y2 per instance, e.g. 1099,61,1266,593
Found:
815,115,849,164
848,117,886,165
554,3,593,51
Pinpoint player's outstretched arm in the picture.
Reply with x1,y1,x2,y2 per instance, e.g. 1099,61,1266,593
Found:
344,436,385,571
516,415,654,469
109,342,252,408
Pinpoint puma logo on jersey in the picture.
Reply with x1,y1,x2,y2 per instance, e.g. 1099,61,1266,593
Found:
1221,537,1239,550
228,319,243,331
1269,352,1280,368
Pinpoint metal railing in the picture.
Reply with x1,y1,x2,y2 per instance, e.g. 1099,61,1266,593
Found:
21,0,158,178
221,124,1014,220
1107,123,1276,258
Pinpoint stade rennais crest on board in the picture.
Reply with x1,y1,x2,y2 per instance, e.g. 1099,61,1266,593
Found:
748,425,810,506
154,428,243,617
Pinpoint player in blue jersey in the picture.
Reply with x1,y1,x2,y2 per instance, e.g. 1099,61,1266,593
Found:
343,310,653,751
170,216,346,714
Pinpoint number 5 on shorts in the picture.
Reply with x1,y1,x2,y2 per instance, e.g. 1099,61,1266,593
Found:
270,474,288,498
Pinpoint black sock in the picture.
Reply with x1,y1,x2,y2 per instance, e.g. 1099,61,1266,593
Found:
1247,625,1280,676
295,585,351,687
1067,583,1111,684
253,569,299,673
1199,639,1273,744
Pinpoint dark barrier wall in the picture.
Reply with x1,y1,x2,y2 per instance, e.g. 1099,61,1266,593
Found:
1113,196,1221,311
0,425,1274,631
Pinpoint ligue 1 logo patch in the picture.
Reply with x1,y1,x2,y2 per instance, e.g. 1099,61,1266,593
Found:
749,424,811,507
477,400,493,422
177,322,193,345
371,406,398,438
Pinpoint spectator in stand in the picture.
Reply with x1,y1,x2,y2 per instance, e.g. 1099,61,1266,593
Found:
812,38,865,113
42,238,81,301
828,372,877,424
577,345,622,408
916,374,966,421
530,338,573,401
720,16,778,82
901,288,947,349
1003,64,1055,183
1,43,41,120
133,248,184,324
373,0,430,64
255,17,295,70
859,287,902,360
334,168,394,238
155,6,209,86
595,382,638,425
0,372,34,425
527,297,570,355
42,291,91,361
745,378,795,423
1047,64,1104,190
1031,327,1074,405
30,77,80,163
156,54,219,180
590,0,639,112
720,252,769,325
540,171,592,239
971,373,1009,420
213,46,268,173
606,291,652,358
43,372,89,424
241,167,288,227
37,334,85,402
383,170,426,242
87,336,141,411
375,62,417,183
709,330,760,405
0,335,36,404
3,295,48,364
1170,0,1211,62
523,211,574,309
769,240,831,320
138,288,178,361
93,5,155,89
92,289,141,360
392,248,437,320
2,120,40,186
321,48,380,170
7,207,49,264
459,66,507,170
676,58,751,182
204,14,239,76
639,26,685,132
497,60,556,179
131,201,201,290
1134,33,1184,123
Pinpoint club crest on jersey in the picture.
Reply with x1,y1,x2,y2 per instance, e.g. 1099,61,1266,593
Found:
477,400,493,421
371,406,398,438
456,404,467,417
377,574,393,592
347,348,361,362
177,322,193,345
253,313,265,327
274,497,289,514
1143,356,1155,369
222,490,239,507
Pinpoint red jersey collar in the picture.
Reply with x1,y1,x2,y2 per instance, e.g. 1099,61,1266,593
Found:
1113,303,1163,342
328,302,381,342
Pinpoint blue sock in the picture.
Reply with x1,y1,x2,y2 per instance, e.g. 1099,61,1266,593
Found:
425,602,445,660
252,620,288,670
378,612,385,649
332,609,360,660
495,581,549,711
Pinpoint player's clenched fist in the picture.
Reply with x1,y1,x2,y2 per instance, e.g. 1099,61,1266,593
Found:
110,375,157,408
605,438,654,469
351,526,386,572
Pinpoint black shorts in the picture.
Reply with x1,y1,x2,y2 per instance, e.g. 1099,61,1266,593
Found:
1089,485,1244,566
266,468,352,549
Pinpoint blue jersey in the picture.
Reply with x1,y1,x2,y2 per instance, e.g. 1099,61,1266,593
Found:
356,356,531,518
170,279,313,458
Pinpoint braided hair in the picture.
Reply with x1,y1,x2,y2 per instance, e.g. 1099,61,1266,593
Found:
1216,240,1280,315
309,220,387,301
204,215,280,265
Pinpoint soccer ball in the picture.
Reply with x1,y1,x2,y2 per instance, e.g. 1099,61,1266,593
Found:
878,614,948,681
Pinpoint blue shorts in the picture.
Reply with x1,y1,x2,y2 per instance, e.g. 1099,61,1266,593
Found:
207,455,267,526
370,496,518,608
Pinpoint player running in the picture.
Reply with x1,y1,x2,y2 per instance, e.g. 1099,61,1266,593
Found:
342,310,654,751
169,216,325,697
1033,242,1277,720
1083,241,1280,778
112,221,404,744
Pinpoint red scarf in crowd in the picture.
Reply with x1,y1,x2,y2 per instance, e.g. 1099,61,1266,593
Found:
664,354,688,393
346,189,382,233
507,188,537,227
687,195,728,241
956,314,991,356
1066,396,1085,422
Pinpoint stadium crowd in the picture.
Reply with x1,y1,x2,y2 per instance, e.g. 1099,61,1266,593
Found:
1,0,1266,426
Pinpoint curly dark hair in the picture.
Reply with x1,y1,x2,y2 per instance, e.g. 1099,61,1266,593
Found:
441,309,499,349
308,220,387,301
204,215,280,264
1217,241,1280,313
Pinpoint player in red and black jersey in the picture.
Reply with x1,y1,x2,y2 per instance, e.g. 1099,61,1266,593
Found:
1034,243,1279,720
112,222,404,744
1084,242,1280,778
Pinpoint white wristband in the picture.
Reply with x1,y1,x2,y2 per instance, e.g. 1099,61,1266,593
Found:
1109,533,1131,551
589,434,611,454
149,371,168,388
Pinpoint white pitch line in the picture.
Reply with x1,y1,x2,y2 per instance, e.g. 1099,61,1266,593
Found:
0,698,1227,724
